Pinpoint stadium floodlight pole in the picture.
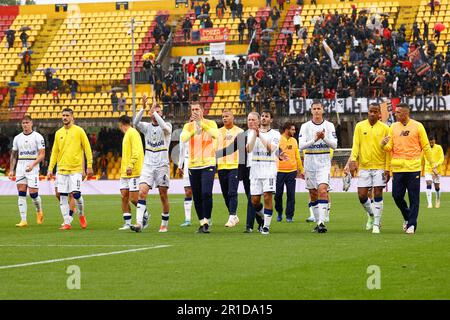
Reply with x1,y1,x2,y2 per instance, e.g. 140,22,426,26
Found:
126,18,143,120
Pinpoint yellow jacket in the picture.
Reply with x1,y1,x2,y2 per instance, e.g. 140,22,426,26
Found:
422,143,445,175
217,125,244,170
121,127,144,178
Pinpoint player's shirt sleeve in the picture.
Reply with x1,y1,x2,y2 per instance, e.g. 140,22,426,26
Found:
271,131,280,153
323,121,337,150
128,130,141,170
382,125,394,152
133,108,150,135
178,139,186,169
298,123,314,150
200,119,219,139
350,123,360,162
36,133,46,150
80,127,93,169
436,145,445,167
418,123,433,166
12,136,18,151
180,122,195,143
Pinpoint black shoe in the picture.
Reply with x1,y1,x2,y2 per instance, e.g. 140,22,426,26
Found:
130,224,142,233
318,223,327,233
257,223,263,232
244,228,253,233
260,226,270,235
202,223,210,233
311,225,319,233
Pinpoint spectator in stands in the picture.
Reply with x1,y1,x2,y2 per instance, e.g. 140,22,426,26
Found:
196,58,206,82
286,33,293,52
194,1,202,18
182,17,193,42
247,14,257,39
202,0,211,15
111,91,119,112
8,87,16,110
143,57,154,84
52,87,60,104
434,27,441,42
230,0,237,20
20,31,28,48
236,0,243,20
209,79,215,97
277,0,285,11
412,22,420,42
99,154,108,179
204,17,213,28
382,16,389,29
153,25,162,45
423,20,429,42
118,93,126,113
266,0,272,7
430,0,435,15
270,6,281,31
6,31,14,49
22,50,31,75
238,19,246,43
260,16,268,32
69,80,78,100
44,68,53,93
293,11,302,36
216,1,225,19
187,59,196,77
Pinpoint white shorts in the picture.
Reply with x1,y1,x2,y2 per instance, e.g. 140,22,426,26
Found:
183,166,191,188
425,173,440,184
16,173,39,189
305,170,330,190
57,173,82,194
120,177,139,192
140,165,170,189
357,169,386,188
250,177,276,196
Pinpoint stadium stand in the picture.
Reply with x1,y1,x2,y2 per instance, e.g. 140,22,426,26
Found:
416,0,450,53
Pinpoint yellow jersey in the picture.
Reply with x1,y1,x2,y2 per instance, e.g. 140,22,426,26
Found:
383,119,433,173
49,124,93,174
351,119,391,171
278,135,304,173
217,125,244,170
423,143,445,175
180,119,218,169
121,127,144,178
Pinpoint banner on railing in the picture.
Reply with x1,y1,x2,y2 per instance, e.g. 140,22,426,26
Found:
210,42,226,60
191,28,229,44
289,96,450,115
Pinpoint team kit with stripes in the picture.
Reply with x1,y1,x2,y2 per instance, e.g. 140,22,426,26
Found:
8,101,443,235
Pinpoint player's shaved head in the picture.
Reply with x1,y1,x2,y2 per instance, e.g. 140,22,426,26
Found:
368,103,381,125
118,115,131,125
62,108,74,127
395,103,410,125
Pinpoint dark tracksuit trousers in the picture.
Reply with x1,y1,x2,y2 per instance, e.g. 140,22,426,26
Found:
189,166,216,221
240,165,263,229
218,168,239,215
392,171,421,230
274,171,297,219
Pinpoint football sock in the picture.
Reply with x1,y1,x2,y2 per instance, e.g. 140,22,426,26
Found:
435,188,441,202
74,196,84,216
308,202,315,219
360,197,374,217
373,197,383,226
69,210,74,217
184,197,192,221
136,200,146,226
317,200,328,225
18,193,27,221
311,200,319,223
30,193,42,212
255,203,264,219
123,213,132,225
59,194,71,225
326,201,331,221
426,185,432,205
263,208,273,229
161,212,169,227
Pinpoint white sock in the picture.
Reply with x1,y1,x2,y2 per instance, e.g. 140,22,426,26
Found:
74,195,84,216
312,203,320,223
59,195,71,225
264,209,273,229
31,195,42,212
362,198,374,217
326,202,331,221
123,213,132,225
317,201,328,225
308,202,315,219
136,200,146,226
184,198,192,221
436,189,441,202
18,196,27,221
161,213,169,227
426,188,432,205
373,198,383,226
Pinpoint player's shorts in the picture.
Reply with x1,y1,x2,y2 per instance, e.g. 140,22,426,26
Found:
425,173,440,184
250,177,276,195
120,177,139,192
183,165,191,188
357,169,386,188
305,170,330,190
15,173,39,189
140,165,170,189
57,172,82,194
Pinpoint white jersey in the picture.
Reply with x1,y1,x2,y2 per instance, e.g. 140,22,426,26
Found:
12,131,45,176
135,111,172,168
249,129,280,179
298,119,337,172
178,140,189,169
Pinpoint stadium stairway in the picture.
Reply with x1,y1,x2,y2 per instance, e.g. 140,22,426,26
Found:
266,5,290,56
124,11,169,84
273,4,303,56
394,5,419,41
0,11,19,44
9,90,34,121
173,11,196,45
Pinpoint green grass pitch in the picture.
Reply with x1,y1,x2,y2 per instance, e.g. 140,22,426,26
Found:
0,193,449,300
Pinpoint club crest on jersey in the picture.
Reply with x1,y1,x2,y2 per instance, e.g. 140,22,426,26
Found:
400,130,410,136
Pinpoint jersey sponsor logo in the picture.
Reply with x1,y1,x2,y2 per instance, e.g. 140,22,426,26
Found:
287,145,293,149
19,150,37,156
400,130,410,136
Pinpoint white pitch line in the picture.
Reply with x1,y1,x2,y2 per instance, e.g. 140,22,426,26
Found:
0,245,171,270
0,244,158,247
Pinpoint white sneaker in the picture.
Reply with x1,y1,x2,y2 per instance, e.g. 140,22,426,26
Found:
159,225,168,233
405,225,415,234
372,225,380,234
402,221,408,231
427,203,433,208
225,215,239,227
61,216,74,226
366,216,374,230
118,224,131,230
435,200,440,208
